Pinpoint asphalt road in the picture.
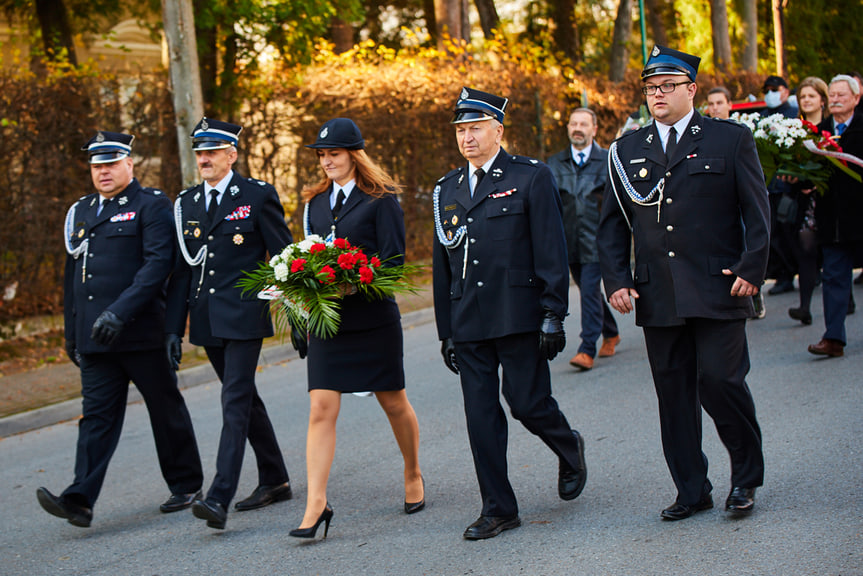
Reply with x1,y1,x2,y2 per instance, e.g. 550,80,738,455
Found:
1,285,861,576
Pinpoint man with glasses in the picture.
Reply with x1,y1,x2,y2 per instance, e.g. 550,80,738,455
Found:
598,46,770,521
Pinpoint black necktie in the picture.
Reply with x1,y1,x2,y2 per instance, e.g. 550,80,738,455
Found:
332,189,346,219
207,190,219,222
473,168,485,197
665,128,678,162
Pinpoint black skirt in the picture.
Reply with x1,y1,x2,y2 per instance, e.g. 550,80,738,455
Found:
306,320,405,392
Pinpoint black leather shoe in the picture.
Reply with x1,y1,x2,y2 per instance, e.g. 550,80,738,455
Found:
192,498,227,530
768,280,794,295
788,307,812,325
463,515,521,540
234,483,292,511
559,430,587,501
160,490,202,513
725,487,756,515
36,487,92,528
660,493,713,521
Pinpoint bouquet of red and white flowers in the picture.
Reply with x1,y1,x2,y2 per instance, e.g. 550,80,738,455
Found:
732,112,860,192
238,234,418,339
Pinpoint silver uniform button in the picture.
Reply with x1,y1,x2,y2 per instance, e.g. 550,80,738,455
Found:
467,217,474,223
665,171,671,177
209,252,215,258
209,270,215,276
668,251,675,257
477,281,484,287
208,235,214,241
470,238,476,244
87,295,93,301
472,260,479,265
666,225,674,232
666,198,673,204
209,288,215,294
502,207,508,212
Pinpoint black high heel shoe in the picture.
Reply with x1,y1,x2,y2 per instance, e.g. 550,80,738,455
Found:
289,504,333,539
404,476,426,514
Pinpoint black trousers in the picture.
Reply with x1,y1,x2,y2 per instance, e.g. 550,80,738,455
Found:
204,339,288,506
63,349,203,507
643,319,764,506
455,332,582,517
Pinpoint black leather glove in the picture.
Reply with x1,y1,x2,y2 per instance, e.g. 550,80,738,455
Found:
166,333,183,371
91,310,124,346
539,310,566,361
441,338,459,374
64,340,80,367
290,322,308,359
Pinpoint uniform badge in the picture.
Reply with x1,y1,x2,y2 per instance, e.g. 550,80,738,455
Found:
89,197,97,207
233,234,244,245
194,192,201,203
645,134,654,144
492,168,503,177
320,126,329,139
639,168,648,178
230,185,240,197
96,131,105,143
193,228,201,238
530,159,538,164
458,174,464,185
77,229,85,238
460,87,469,100
118,196,128,206
446,230,453,240
444,204,456,211
691,125,701,135
652,46,660,57
452,215,458,225
202,118,209,130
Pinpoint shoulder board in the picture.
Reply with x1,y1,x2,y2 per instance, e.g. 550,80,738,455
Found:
615,126,645,143
141,188,164,196
178,184,200,196
248,178,268,187
437,166,464,184
510,155,543,167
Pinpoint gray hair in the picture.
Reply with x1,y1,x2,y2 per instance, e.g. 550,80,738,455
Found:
830,74,860,95
569,107,597,126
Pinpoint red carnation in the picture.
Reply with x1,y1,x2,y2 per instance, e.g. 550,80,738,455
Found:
370,256,381,268
355,252,368,265
337,253,356,270
290,258,306,272
317,265,336,283
334,238,351,250
309,243,326,254
359,266,374,284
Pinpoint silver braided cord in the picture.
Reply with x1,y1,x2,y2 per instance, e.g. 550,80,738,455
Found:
64,202,89,283
173,196,208,298
609,141,665,223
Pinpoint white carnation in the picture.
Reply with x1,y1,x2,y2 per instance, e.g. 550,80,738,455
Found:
273,262,289,281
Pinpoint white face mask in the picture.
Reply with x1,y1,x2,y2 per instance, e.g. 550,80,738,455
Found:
764,90,783,109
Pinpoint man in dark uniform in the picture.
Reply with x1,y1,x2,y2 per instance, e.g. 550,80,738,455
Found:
598,46,769,520
432,87,587,540
547,107,621,371
166,118,293,530
37,131,203,528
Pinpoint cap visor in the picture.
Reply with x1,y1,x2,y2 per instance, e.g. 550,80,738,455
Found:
89,151,128,164
451,111,496,124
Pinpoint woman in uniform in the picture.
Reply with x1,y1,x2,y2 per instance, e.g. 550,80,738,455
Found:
289,118,424,539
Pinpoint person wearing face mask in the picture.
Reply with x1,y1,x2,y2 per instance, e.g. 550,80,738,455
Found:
760,75,800,297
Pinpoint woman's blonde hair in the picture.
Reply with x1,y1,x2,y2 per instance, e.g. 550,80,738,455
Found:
302,148,402,202
797,76,829,121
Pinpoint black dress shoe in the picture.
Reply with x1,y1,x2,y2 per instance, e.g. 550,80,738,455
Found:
788,307,812,325
768,280,794,295
463,515,521,540
160,490,202,513
36,487,92,528
559,430,587,501
725,487,756,514
660,493,713,521
234,483,292,511
192,498,227,530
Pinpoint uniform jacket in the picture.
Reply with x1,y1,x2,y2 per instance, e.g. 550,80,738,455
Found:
166,172,292,346
433,149,569,343
64,179,174,353
815,113,863,244
305,185,403,333
547,144,608,264
597,111,770,327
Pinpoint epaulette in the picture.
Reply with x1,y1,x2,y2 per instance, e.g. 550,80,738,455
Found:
510,155,544,168
614,125,645,144
141,188,164,196
178,184,199,196
248,178,267,187
437,166,464,184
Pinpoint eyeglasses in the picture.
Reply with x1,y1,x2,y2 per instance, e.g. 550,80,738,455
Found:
641,81,692,96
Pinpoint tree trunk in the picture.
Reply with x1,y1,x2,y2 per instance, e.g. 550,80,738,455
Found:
193,0,217,109
741,0,757,72
643,0,668,47
709,0,732,73
434,0,465,47
331,17,354,53
424,0,438,44
33,0,77,66
772,0,786,77
609,0,634,82
162,0,204,188
473,0,500,40
552,0,579,64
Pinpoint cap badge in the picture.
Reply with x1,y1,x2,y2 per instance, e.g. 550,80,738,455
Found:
652,46,660,57
461,88,469,100
320,127,329,139
96,132,105,143
233,233,244,245
201,118,209,130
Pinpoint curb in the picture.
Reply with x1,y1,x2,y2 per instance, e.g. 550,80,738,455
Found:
0,307,436,438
